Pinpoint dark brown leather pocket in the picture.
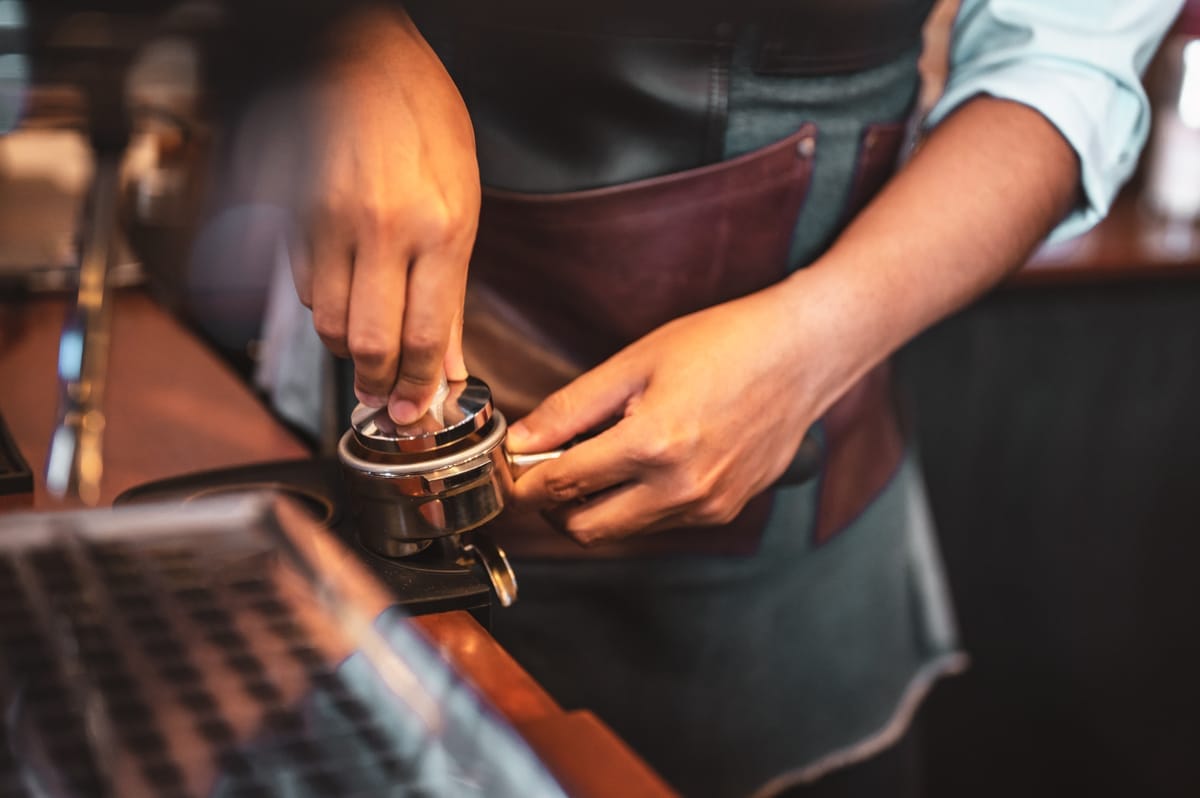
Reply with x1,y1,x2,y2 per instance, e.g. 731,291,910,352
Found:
839,121,908,227
471,122,819,372
465,124,818,559
813,363,906,547
808,123,910,547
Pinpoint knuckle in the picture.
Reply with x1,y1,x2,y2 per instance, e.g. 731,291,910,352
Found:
311,311,345,343
418,200,472,248
543,474,583,504
399,335,443,378
676,479,709,508
631,435,676,468
359,200,403,236
425,217,459,249
311,196,349,229
346,331,394,370
539,387,578,419
402,328,441,356
671,462,721,507
695,495,740,526
673,468,711,507
632,425,702,470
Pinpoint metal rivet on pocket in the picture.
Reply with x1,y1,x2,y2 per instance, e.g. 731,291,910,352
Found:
796,136,815,159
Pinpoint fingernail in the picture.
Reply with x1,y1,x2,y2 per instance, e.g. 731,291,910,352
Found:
389,399,421,425
355,387,385,408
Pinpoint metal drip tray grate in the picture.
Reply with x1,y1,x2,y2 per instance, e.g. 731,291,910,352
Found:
0,497,566,798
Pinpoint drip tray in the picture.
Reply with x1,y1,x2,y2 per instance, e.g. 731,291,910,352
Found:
0,496,567,798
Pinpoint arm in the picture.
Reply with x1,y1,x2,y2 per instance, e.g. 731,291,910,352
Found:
508,0,1185,545
506,96,1077,542
785,97,1080,414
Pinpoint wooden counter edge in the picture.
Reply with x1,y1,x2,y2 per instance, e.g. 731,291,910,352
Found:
517,710,679,798
411,611,678,796
411,610,561,725
1013,191,1200,287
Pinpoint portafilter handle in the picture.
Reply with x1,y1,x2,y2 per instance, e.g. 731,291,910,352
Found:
507,430,823,486
506,449,564,478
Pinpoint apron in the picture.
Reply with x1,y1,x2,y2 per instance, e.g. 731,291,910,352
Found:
466,122,906,557
446,0,926,557
379,4,962,795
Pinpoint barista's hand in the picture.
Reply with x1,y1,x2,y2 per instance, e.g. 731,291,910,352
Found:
507,95,1083,544
295,7,480,423
506,274,857,544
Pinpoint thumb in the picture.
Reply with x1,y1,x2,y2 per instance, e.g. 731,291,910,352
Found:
507,357,644,452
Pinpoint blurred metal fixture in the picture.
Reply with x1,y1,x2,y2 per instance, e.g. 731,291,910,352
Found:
24,2,183,504
44,151,120,505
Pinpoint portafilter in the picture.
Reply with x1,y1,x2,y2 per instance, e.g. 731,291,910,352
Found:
337,377,559,604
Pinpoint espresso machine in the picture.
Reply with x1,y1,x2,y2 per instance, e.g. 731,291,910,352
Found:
6,0,538,622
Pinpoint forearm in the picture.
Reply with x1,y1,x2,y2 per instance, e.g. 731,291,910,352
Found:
779,96,1080,410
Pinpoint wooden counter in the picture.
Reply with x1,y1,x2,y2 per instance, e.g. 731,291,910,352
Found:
1016,190,1200,286
0,290,674,798
0,291,310,508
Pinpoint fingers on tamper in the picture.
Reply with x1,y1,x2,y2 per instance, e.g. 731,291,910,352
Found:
348,237,409,405
388,248,466,423
307,215,353,359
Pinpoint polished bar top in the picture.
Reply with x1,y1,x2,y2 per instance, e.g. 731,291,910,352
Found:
0,290,675,797
1017,191,1200,286
0,290,310,508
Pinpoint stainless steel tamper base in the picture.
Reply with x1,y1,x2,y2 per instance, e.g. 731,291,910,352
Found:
337,377,534,607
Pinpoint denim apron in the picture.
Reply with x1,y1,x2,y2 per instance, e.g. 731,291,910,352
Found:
390,5,969,795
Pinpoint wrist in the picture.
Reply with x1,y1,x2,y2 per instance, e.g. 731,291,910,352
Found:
771,260,897,417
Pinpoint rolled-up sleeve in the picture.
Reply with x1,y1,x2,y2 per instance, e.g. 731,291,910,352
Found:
925,0,1185,242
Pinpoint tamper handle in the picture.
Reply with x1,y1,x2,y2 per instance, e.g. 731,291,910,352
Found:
505,430,822,486
506,450,565,479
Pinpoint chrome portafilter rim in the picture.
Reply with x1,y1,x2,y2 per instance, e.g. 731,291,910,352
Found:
337,412,508,478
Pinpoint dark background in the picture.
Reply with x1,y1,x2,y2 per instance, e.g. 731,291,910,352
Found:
899,277,1200,797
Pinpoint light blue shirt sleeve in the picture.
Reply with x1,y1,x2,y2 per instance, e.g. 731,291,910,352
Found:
924,0,1185,243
